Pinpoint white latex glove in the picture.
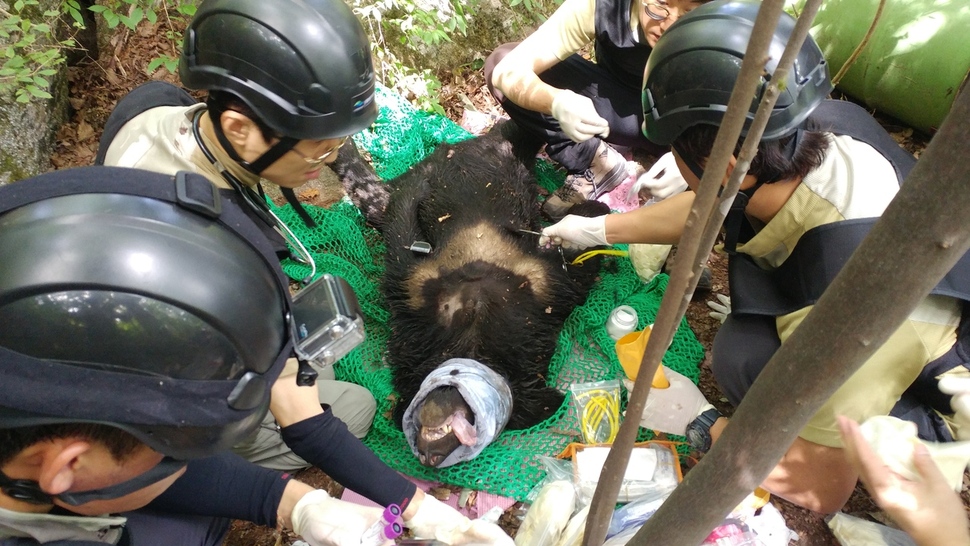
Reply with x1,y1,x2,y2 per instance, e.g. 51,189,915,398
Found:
626,152,688,203
404,495,514,546
706,294,731,324
539,215,607,250
625,366,711,436
550,90,609,143
938,376,970,440
290,490,386,546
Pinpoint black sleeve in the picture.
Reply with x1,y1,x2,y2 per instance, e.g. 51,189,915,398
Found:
146,452,291,527
281,411,417,510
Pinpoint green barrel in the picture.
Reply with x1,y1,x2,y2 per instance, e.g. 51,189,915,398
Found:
787,0,970,134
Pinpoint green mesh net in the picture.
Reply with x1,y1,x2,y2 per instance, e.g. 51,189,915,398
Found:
270,85,704,501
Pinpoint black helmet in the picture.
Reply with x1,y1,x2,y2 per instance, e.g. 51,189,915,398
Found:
0,167,293,460
642,0,832,145
180,0,378,140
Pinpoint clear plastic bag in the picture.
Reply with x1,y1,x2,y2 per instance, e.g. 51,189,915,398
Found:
514,480,576,546
573,443,680,504
569,380,622,444
606,483,675,538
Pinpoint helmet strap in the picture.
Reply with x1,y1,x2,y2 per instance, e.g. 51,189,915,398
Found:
208,112,299,177
672,143,706,182
782,128,805,164
207,111,318,228
0,457,185,506
248,137,299,174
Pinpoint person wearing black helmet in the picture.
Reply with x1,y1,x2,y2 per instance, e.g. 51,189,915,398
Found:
94,3,516,542
541,0,970,513
97,0,378,467
0,167,419,545
485,0,714,220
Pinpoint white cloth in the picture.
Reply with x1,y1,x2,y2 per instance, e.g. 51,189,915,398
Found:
0,506,125,544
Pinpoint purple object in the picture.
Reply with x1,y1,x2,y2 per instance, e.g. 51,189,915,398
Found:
383,503,402,524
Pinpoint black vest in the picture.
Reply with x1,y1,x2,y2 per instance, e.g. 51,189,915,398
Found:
729,99,970,317
593,0,652,86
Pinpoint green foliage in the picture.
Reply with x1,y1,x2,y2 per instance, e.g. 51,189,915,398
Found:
353,0,481,114
1,1,197,103
0,0,73,103
507,0,563,17
3,0,555,115
350,0,563,113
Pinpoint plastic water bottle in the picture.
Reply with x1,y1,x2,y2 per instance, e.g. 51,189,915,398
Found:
606,305,638,341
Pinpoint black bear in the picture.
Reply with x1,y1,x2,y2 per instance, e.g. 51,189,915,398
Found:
333,121,608,467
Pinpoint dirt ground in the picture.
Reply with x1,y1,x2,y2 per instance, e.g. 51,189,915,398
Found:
47,16,962,546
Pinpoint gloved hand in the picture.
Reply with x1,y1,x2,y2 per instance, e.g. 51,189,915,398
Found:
404,495,513,546
624,366,711,436
626,152,689,203
539,214,607,250
550,90,609,143
938,376,970,440
291,489,386,546
707,294,731,324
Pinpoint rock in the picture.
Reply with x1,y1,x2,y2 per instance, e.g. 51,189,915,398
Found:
0,0,71,184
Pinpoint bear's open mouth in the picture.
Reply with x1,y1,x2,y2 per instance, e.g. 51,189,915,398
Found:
421,424,451,441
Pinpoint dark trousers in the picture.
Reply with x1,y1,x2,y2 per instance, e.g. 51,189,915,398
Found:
711,313,963,442
484,42,665,173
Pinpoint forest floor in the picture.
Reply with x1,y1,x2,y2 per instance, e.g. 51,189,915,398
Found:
47,16,960,546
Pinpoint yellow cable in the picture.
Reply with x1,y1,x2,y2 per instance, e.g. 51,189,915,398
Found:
576,387,621,444
570,249,629,266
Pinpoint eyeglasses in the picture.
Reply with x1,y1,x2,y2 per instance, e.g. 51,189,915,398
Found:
643,1,671,21
289,137,349,166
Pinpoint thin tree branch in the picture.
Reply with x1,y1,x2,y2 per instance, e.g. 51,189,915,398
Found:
580,2,790,544
831,0,885,87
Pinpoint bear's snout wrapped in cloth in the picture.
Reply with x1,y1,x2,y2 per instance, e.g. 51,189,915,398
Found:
402,358,512,468
333,120,608,467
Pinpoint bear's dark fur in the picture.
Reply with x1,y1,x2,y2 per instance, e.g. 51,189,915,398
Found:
335,121,608,462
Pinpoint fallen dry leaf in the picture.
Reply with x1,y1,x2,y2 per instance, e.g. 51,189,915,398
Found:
429,487,452,501
77,120,94,142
